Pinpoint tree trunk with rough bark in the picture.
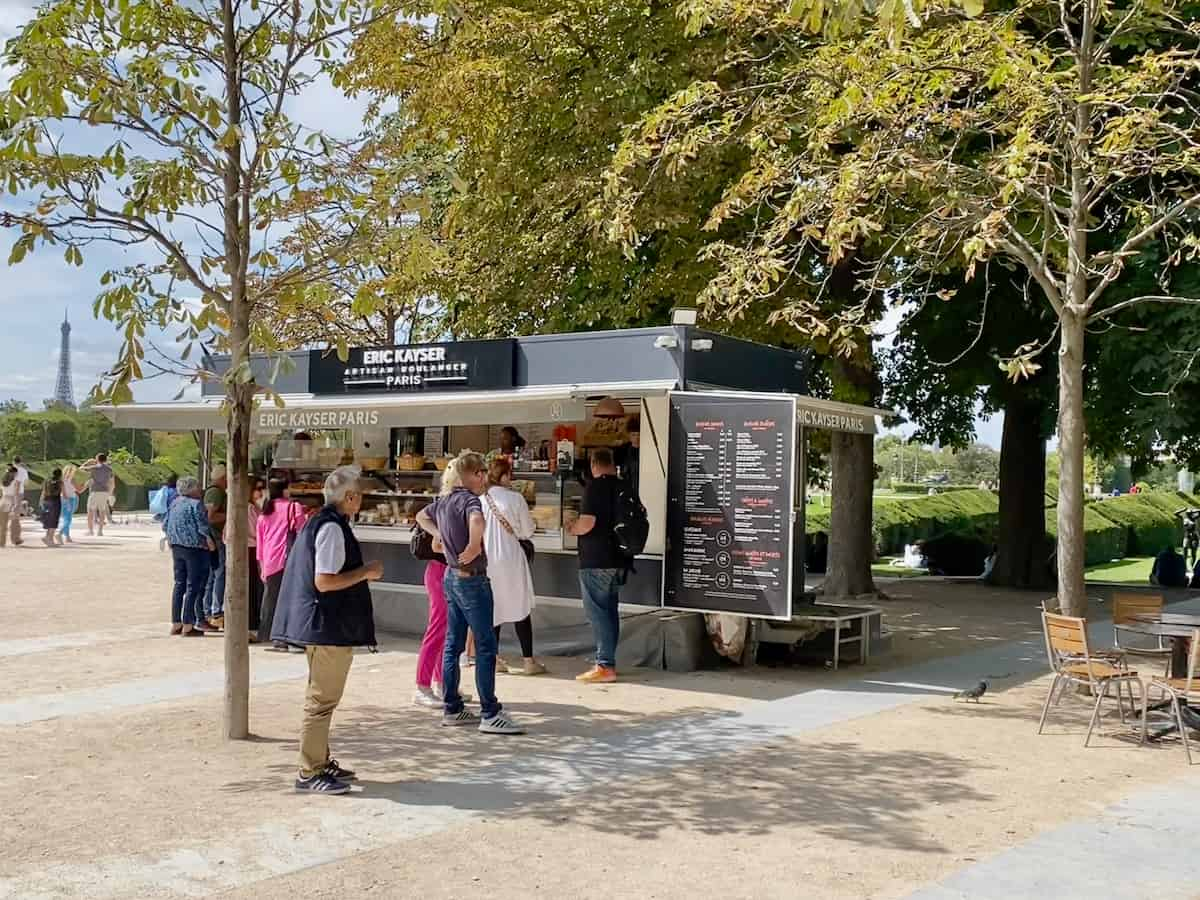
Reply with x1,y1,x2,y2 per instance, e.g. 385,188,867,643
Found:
824,430,877,597
221,0,250,740
989,392,1051,589
1056,310,1088,615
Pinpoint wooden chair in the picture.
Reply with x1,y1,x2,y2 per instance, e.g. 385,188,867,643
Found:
1140,629,1199,764
1112,593,1172,660
1038,611,1141,746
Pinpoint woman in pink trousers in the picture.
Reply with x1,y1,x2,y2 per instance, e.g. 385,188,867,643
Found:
413,538,469,706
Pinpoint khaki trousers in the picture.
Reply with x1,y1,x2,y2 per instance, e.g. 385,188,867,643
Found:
298,645,354,778
0,505,18,547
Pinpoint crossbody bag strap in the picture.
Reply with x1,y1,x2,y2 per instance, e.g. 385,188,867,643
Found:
484,491,517,537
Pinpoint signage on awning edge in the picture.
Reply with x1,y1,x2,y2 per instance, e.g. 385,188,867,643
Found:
257,408,381,432
796,402,875,434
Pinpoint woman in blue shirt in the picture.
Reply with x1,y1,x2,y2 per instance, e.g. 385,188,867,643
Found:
163,475,215,635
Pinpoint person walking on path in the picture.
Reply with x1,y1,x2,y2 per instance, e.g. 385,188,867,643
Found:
482,457,546,676
272,466,382,795
58,464,79,544
81,453,114,536
39,469,63,548
568,448,625,684
257,478,309,652
163,476,215,636
0,465,22,548
203,466,228,630
417,453,525,735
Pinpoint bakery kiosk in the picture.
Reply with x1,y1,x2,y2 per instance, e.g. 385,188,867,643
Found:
103,325,886,665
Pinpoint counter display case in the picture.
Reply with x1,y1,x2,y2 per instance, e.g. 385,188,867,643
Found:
272,454,577,547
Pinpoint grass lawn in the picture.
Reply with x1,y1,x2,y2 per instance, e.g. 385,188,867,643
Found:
1085,556,1154,584
871,563,929,579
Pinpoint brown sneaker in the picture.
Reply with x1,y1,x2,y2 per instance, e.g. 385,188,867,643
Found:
170,624,184,635
207,616,225,630
510,660,548,676
575,666,617,684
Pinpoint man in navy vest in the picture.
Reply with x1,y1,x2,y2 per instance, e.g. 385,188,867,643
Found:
273,465,382,795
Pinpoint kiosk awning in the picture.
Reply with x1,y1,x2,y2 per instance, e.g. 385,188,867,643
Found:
98,380,680,433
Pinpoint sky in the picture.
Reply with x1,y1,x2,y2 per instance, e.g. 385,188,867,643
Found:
0,2,1006,448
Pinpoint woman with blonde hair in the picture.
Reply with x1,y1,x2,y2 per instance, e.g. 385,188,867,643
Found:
416,452,524,734
58,464,79,544
483,457,545,675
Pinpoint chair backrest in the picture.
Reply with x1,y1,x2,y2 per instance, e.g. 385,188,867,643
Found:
1043,611,1092,672
1183,629,1200,695
1112,593,1163,626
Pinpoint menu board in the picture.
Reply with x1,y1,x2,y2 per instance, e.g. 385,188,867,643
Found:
664,392,795,619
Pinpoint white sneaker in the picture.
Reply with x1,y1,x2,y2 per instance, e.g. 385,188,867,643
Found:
479,713,526,735
413,687,441,709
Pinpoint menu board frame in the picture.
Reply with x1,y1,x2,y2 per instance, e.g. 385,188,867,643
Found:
662,390,797,621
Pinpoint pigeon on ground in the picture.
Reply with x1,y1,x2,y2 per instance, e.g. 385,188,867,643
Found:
954,680,988,702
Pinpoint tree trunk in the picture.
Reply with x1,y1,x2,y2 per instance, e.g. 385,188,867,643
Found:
223,379,252,740
221,0,250,739
1055,311,1088,615
989,392,1051,588
824,430,877,597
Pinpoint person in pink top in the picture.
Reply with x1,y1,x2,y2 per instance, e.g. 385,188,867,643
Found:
225,476,265,639
257,478,310,652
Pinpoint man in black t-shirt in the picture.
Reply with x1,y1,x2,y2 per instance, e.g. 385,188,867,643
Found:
568,448,625,683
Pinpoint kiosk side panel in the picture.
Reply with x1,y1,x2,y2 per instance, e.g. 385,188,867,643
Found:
663,391,796,620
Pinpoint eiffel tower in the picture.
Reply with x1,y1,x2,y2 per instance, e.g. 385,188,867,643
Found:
54,309,76,409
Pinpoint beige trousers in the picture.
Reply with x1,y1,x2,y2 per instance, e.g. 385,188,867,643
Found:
298,645,354,778
0,505,18,547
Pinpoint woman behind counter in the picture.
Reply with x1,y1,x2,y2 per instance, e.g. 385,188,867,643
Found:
482,457,546,676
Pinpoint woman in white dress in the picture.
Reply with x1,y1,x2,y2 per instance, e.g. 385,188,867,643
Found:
482,457,547,675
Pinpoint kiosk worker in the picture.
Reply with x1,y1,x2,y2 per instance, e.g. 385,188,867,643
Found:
417,452,525,735
273,465,382,795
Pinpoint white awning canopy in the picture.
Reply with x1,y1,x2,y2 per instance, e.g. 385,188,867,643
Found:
97,380,681,433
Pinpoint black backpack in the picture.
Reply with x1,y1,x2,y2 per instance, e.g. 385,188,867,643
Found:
612,483,649,560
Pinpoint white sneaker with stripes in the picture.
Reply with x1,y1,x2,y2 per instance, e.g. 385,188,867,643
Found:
479,713,526,735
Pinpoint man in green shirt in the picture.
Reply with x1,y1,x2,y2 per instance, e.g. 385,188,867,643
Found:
203,465,228,629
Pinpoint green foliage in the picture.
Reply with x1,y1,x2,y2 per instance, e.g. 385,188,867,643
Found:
0,408,133,461
874,435,999,486
343,1,797,345
0,0,400,407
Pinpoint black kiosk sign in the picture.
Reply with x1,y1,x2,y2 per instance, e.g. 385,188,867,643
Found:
664,392,796,620
308,340,516,394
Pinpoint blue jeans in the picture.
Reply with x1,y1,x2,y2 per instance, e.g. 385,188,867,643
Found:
59,496,78,538
580,568,624,668
205,542,226,617
441,570,501,719
172,545,211,625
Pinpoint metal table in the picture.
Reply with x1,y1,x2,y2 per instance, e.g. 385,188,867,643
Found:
1127,613,1200,677
1123,613,1200,738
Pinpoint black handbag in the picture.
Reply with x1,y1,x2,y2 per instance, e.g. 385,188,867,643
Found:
410,523,446,562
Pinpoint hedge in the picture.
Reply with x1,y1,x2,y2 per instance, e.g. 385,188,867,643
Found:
1046,505,1126,566
1087,492,1184,557
888,482,983,494
807,489,1000,557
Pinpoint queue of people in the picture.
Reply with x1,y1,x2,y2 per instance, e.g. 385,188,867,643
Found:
156,439,638,796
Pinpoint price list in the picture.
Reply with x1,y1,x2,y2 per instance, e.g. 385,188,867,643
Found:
665,393,796,619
